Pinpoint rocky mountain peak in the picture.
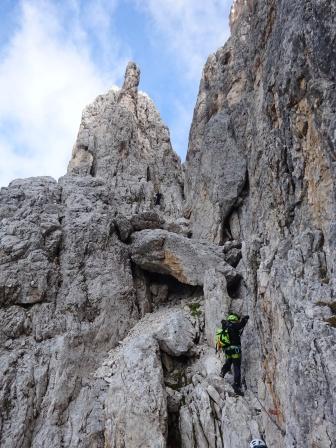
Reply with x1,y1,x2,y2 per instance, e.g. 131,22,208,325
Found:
1,1,335,447
67,60,183,217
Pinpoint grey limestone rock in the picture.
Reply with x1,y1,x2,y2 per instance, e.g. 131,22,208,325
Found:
113,213,133,242
130,210,165,231
1,1,336,446
0,175,140,448
131,229,238,287
68,62,184,218
0,62,191,448
97,306,197,448
203,269,231,345
185,0,336,446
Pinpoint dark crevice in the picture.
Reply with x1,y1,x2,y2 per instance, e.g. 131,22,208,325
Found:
241,169,250,196
227,276,243,299
144,270,202,304
131,264,203,317
144,271,201,296
222,51,232,65
154,192,163,206
10,301,41,310
222,212,233,242
167,411,182,448
118,141,129,157
162,352,196,448
89,159,96,177
221,170,250,244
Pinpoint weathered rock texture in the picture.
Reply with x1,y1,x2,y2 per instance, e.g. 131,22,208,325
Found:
0,64,186,447
185,0,336,446
1,1,336,447
68,61,184,218
131,229,237,286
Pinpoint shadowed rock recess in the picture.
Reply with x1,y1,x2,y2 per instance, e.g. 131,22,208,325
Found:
0,2,335,447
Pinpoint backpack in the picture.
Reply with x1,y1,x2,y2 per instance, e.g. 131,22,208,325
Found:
215,327,231,352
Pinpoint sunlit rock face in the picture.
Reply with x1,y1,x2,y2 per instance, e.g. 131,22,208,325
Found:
68,61,184,218
229,0,254,31
1,1,336,447
185,0,336,446
0,64,186,448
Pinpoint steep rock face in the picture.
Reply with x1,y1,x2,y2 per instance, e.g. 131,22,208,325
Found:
0,175,139,447
185,0,336,446
68,62,184,218
1,3,336,447
0,65,186,447
98,307,197,447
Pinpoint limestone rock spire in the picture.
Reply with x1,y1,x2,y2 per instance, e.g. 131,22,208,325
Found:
118,61,141,114
122,61,140,93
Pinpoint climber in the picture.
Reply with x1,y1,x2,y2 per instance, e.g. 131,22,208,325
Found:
249,439,268,448
218,313,249,395
154,192,162,206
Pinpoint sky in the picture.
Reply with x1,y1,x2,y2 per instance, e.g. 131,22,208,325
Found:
0,0,232,187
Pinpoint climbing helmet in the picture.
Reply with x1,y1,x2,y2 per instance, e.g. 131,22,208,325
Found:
249,439,267,448
227,313,239,322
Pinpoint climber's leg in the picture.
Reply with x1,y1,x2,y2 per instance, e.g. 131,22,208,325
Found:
221,357,233,378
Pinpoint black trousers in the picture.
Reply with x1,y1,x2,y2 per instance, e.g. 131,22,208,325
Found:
221,356,242,388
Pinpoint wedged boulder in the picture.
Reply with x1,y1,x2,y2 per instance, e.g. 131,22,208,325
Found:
114,213,190,243
130,210,165,231
114,211,165,242
131,229,238,286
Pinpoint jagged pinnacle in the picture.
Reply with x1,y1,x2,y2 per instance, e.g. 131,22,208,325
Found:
122,61,140,93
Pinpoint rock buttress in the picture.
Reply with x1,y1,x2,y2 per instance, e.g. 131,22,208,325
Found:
185,0,336,446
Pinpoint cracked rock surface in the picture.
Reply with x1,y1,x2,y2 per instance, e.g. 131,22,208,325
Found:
1,1,336,446
185,0,336,446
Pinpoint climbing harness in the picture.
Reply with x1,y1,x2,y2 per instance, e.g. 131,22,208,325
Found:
250,439,267,448
224,345,241,359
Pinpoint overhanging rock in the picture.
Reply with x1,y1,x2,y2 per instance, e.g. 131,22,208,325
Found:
131,229,238,286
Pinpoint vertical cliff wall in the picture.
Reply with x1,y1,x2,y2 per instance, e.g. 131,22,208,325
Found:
0,1,335,447
185,0,336,446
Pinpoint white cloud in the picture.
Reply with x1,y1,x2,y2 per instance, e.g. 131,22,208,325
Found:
131,0,232,159
0,0,232,186
0,0,128,187
134,0,232,81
